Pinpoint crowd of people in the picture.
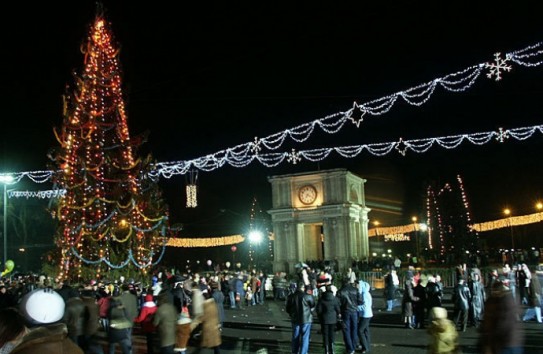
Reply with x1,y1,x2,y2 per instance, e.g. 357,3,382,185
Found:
0,259,540,354
0,268,270,354
283,260,541,354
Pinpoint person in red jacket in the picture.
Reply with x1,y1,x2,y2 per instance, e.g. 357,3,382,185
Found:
134,294,157,354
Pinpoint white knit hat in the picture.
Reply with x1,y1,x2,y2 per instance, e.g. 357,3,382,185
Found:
20,288,65,324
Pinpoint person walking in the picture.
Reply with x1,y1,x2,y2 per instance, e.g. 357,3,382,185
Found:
285,282,316,354
337,279,363,354
479,280,524,354
316,285,341,354
134,294,157,354
107,298,133,354
153,290,177,354
190,298,222,354
357,280,373,354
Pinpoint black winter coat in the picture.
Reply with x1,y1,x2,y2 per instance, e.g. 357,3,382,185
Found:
316,291,340,325
286,289,315,324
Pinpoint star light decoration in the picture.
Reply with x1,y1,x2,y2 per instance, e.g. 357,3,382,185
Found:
346,102,367,128
485,52,512,81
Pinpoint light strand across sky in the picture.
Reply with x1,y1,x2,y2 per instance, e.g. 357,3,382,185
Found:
152,41,543,174
1,42,543,184
3,123,543,187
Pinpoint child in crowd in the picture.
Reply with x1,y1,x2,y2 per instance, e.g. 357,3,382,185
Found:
427,307,460,354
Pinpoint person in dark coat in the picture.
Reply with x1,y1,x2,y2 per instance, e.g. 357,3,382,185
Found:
452,279,471,332
337,280,363,354
413,278,427,329
479,280,524,353
384,270,397,311
316,285,341,354
153,290,177,354
401,278,419,329
80,289,104,354
285,282,315,354
468,273,485,328
63,290,86,348
107,297,132,354
426,276,443,318
119,284,138,337
0,285,17,310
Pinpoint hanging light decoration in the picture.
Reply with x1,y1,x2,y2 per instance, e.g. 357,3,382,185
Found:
185,169,198,208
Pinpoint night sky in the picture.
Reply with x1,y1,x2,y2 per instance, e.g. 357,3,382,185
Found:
2,1,543,239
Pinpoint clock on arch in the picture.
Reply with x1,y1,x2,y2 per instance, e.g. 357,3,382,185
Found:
298,184,317,205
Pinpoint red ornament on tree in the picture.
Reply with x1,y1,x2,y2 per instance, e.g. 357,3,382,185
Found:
231,245,237,252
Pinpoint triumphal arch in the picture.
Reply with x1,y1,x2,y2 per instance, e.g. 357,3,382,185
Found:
268,168,370,274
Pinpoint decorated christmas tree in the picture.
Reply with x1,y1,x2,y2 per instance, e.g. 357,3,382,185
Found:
49,7,169,280
426,175,479,264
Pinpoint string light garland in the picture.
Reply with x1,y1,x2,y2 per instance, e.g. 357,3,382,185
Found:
472,211,543,232
151,124,543,177
1,42,543,183
148,41,543,176
166,234,245,248
8,189,66,199
371,211,543,238
3,123,543,185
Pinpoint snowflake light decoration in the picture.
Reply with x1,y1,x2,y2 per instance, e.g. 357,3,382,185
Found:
495,127,509,142
251,136,261,154
286,149,302,164
485,52,512,81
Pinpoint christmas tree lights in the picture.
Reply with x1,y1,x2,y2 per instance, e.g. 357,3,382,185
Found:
49,9,169,280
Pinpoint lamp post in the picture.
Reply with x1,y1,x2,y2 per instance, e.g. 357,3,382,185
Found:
373,220,381,252
503,208,514,262
412,216,420,262
0,174,15,268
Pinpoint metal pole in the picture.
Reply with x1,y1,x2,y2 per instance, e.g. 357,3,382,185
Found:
3,184,6,267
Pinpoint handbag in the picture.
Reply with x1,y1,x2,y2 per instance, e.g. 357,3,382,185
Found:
235,293,241,302
335,319,345,331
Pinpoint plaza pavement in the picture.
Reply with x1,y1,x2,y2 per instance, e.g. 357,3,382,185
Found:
215,291,543,354
104,289,543,353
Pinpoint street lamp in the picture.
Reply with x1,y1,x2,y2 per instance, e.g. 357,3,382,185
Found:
373,220,381,251
411,216,420,261
503,208,514,261
0,174,15,268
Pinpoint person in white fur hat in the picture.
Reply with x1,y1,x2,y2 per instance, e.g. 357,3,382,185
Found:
4,289,84,354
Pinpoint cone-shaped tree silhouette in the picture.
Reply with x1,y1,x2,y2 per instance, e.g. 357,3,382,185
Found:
49,6,169,280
